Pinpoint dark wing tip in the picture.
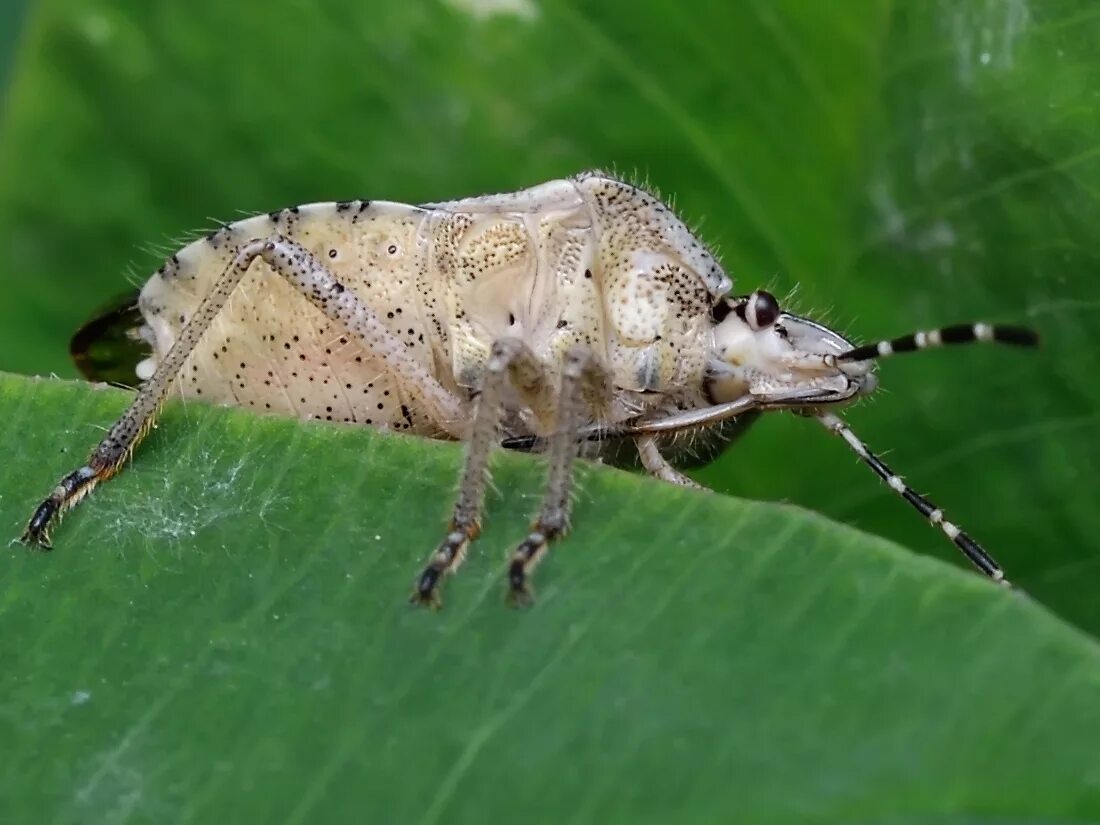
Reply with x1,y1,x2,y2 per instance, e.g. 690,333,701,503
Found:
69,290,147,386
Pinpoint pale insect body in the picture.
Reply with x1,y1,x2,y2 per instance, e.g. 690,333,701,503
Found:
141,203,435,431
138,176,721,437
22,171,1039,607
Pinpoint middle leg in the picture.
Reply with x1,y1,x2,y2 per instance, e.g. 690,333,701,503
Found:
411,337,553,608
507,346,609,605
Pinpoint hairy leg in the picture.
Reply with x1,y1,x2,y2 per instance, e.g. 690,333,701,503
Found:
635,435,704,489
507,346,609,605
21,235,463,548
411,337,554,608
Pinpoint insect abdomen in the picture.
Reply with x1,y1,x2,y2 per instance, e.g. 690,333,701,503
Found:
138,201,448,433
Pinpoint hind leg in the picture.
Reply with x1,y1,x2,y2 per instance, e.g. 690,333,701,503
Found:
21,235,463,548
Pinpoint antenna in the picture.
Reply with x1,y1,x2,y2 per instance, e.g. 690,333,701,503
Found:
817,411,1010,585
837,323,1038,362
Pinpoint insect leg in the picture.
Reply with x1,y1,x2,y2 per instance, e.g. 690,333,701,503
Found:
817,411,1010,585
507,346,609,606
21,235,464,548
411,338,553,608
634,435,704,489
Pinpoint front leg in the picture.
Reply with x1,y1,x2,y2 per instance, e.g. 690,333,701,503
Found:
634,435,704,489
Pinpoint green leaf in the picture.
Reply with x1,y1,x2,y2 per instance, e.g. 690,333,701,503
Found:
2,371,1100,823
2,0,1097,639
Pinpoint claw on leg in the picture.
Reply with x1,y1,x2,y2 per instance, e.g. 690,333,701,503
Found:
20,465,102,551
507,524,561,607
410,523,479,608
22,501,59,549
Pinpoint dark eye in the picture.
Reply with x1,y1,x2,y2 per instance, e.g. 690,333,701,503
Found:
747,290,780,331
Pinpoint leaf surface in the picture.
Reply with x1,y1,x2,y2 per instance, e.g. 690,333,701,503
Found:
2,372,1100,823
1,0,1096,634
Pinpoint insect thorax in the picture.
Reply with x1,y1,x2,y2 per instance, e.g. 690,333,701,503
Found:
134,172,731,435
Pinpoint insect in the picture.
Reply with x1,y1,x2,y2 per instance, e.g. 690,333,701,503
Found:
20,171,1038,606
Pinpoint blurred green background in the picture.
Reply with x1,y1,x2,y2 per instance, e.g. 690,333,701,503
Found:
1,0,1098,639
4,2,1100,822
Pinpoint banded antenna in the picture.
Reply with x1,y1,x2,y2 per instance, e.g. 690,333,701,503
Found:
819,411,1009,584
837,322,1038,362
825,319,1039,585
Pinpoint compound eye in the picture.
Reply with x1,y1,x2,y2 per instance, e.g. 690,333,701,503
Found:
747,290,780,331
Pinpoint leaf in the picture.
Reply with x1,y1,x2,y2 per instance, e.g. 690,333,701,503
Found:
0,371,1099,823
1,0,1096,638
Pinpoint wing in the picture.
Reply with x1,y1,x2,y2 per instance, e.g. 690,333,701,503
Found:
69,290,149,387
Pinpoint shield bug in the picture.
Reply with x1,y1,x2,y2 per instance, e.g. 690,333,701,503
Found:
20,171,1038,606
